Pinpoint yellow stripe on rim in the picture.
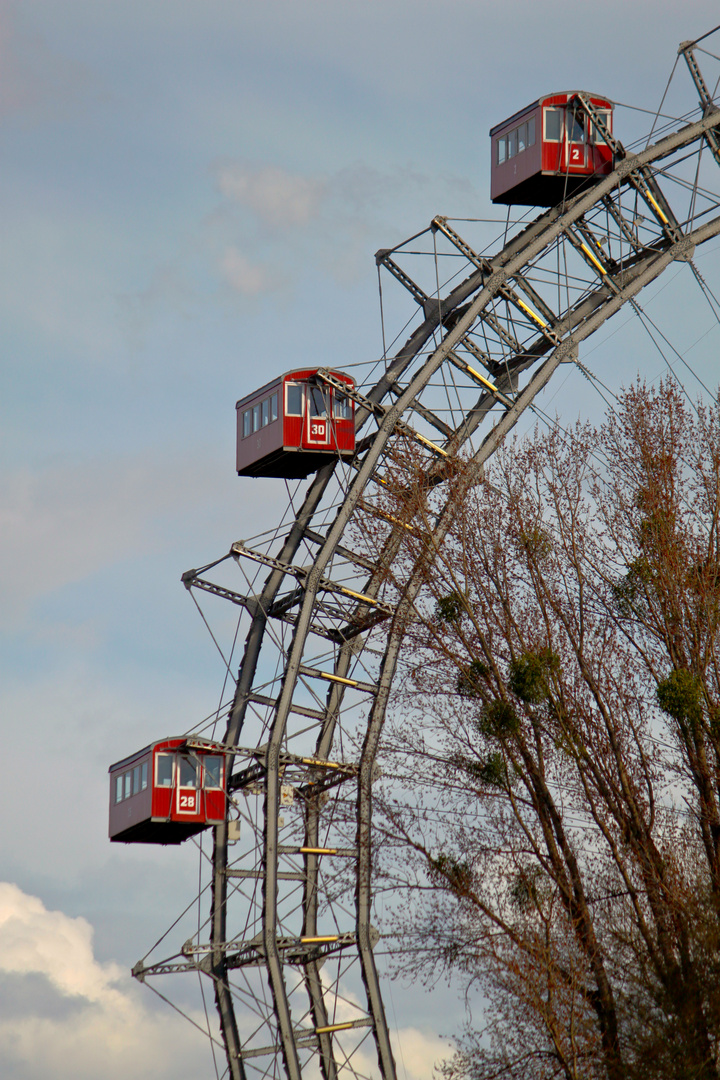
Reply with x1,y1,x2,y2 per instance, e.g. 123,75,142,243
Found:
644,188,669,225
580,243,607,276
314,671,359,687
514,296,548,328
465,364,501,395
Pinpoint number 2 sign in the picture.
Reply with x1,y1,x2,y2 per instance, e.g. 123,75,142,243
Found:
567,143,586,170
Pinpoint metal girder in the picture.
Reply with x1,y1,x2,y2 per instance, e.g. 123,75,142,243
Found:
680,41,720,168
434,215,560,332
377,240,526,354
135,52,720,1080
317,367,451,459
319,359,454,447
571,91,683,243
375,251,428,307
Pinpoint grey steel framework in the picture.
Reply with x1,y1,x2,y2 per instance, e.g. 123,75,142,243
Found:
133,40,720,1080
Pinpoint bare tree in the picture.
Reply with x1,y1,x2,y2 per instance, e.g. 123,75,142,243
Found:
370,382,720,1080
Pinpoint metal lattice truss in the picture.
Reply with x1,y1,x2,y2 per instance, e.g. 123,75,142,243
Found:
133,43,720,1080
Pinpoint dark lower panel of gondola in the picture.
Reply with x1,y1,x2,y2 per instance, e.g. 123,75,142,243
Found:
110,819,208,844
492,171,607,207
238,446,355,479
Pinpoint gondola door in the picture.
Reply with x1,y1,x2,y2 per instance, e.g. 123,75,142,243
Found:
305,384,332,447
562,106,587,173
176,754,199,816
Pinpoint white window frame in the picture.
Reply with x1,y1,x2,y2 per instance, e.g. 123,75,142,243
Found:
285,382,304,417
544,107,563,143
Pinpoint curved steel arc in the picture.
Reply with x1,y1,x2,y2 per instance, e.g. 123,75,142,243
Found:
354,215,720,1066
258,274,527,1076
317,207,720,1080
201,92,720,1080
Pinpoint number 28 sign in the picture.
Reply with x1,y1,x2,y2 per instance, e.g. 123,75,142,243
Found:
178,791,197,813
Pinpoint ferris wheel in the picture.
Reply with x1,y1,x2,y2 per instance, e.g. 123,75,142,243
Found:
117,35,720,1080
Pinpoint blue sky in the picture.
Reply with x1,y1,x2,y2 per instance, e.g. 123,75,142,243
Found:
2,2,720,1078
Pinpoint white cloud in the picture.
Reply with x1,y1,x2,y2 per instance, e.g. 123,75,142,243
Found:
0,883,451,1080
217,164,326,228
0,883,211,1080
211,159,478,295
221,246,279,295
0,882,122,1002
394,1026,453,1080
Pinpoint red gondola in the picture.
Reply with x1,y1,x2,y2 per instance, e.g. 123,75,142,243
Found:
108,739,226,844
236,368,355,479
490,92,614,206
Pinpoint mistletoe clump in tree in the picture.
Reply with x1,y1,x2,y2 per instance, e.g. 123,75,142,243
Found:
377,381,720,1080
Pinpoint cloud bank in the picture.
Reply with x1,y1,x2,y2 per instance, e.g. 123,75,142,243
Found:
0,883,211,1080
217,165,326,228
213,160,476,295
0,882,450,1080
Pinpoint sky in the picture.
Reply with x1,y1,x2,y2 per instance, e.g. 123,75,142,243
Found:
3,2,720,1078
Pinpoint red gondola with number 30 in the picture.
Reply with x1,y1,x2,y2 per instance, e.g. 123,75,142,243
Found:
235,368,355,480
